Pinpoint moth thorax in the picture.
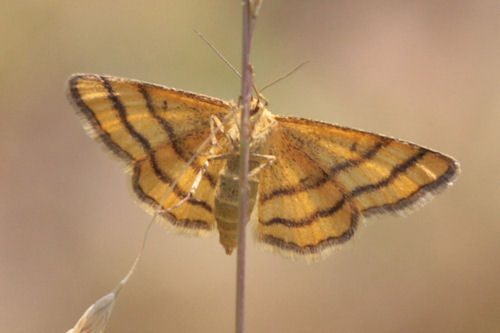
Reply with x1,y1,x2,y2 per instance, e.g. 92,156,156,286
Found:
214,158,260,255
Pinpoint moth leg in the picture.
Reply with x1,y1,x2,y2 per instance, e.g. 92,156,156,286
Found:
209,115,226,149
158,166,205,213
207,152,236,161
229,102,242,134
198,114,229,158
206,152,275,178
205,112,243,153
248,154,276,177
157,123,221,213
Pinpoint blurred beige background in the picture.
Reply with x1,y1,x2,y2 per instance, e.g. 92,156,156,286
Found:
1,1,499,332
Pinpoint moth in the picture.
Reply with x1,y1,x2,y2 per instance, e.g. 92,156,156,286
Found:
68,74,459,261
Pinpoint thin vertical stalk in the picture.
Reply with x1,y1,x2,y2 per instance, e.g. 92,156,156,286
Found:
236,1,259,333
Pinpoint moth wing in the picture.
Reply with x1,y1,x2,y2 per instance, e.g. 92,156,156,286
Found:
256,116,459,260
68,74,232,233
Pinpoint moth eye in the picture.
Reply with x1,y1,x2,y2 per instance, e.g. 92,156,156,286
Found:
250,105,260,117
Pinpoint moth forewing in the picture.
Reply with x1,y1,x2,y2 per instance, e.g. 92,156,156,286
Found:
254,116,459,261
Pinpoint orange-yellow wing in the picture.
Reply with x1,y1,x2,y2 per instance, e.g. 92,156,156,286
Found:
257,116,459,261
68,74,231,233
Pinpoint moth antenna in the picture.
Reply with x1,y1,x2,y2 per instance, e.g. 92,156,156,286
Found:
194,29,263,99
193,29,242,79
259,61,309,93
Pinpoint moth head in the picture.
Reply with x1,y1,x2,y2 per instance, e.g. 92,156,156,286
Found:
249,96,276,144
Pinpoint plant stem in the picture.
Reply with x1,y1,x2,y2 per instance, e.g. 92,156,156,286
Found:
236,1,258,333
